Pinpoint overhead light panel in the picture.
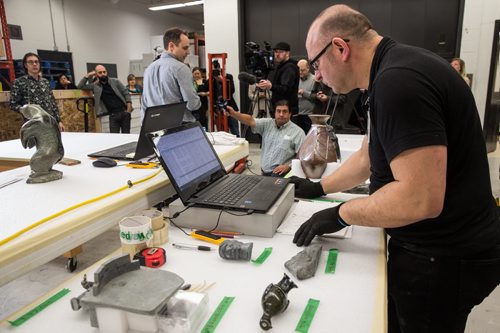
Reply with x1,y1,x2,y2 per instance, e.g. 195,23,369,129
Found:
149,0,203,11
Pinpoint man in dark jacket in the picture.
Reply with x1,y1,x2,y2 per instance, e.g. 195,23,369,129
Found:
77,65,132,133
257,42,299,118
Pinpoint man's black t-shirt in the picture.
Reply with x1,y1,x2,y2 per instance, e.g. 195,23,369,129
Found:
368,37,499,256
101,83,125,114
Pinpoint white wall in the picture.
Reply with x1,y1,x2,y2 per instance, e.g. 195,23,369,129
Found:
460,0,500,125
203,0,241,104
5,0,202,83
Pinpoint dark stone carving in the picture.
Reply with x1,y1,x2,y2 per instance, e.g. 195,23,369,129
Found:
285,244,322,280
218,240,253,261
260,273,297,330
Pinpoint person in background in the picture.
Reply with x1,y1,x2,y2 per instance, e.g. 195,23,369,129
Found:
296,59,317,134
450,57,471,86
257,42,300,118
141,28,201,123
10,52,65,131
226,100,305,176
77,65,132,133
126,74,142,93
290,5,500,332
192,67,209,129
54,74,77,90
212,60,240,136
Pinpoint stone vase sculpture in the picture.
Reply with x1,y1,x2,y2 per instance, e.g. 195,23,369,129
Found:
297,114,338,179
259,273,298,330
20,104,64,184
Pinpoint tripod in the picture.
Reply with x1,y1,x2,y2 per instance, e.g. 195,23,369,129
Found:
241,85,272,138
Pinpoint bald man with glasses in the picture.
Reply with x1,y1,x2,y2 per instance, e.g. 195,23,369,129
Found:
291,5,500,333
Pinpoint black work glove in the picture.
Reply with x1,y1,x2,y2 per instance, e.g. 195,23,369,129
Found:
293,204,348,247
289,176,325,199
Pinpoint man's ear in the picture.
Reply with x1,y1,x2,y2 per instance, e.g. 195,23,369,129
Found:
333,38,350,61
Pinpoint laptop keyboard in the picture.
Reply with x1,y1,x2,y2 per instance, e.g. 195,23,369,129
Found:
90,141,137,158
203,175,262,206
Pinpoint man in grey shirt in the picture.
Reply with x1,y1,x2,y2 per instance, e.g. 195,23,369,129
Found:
296,59,317,134
141,28,201,123
226,100,305,177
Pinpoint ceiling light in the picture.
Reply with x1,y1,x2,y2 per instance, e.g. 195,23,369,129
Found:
149,0,203,11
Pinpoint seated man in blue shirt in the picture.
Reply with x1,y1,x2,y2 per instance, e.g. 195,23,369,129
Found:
226,100,305,177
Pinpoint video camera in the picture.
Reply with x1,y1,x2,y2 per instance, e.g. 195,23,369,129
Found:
216,96,228,110
244,41,274,81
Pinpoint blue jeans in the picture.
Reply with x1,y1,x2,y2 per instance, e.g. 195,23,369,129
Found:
388,238,500,333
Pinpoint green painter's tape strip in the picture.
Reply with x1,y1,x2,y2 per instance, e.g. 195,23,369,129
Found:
325,248,339,274
251,247,273,265
8,288,71,327
201,296,235,333
295,298,320,333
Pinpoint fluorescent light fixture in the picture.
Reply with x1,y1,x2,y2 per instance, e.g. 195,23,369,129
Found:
149,0,203,11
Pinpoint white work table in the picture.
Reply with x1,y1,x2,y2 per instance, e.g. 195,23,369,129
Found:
0,132,249,286
0,225,386,333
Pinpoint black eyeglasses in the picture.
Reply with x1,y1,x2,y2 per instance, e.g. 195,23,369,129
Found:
309,38,350,71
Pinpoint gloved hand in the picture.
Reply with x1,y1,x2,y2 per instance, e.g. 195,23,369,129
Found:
289,176,325,199
293,204,348,246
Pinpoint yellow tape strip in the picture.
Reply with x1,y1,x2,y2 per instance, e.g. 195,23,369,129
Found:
0,170,163,246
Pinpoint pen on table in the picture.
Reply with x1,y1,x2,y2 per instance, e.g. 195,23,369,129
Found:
209,230,242,236
172,243,214,251
209,233,239,239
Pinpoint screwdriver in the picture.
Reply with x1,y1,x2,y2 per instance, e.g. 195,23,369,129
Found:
172,243,214,251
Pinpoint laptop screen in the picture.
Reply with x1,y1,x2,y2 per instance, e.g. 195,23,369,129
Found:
151,124,227,201
134,102,186,160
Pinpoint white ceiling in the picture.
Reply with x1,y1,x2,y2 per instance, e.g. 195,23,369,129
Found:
128,0,204,22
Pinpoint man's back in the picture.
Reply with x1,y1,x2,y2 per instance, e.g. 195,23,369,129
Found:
142,52,200,122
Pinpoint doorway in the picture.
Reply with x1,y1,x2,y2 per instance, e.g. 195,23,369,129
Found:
484,20,500,153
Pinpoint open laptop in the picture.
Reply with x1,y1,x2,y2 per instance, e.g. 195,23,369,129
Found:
87,102,186,161
148,122,289,213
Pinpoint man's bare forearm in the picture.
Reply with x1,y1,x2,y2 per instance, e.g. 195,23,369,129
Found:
227,106,255,127
321,136,371,194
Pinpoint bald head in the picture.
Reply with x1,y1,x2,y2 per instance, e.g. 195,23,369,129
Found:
95,65,108,80
297,59,310,79
308,5,374,46
305,5,381,93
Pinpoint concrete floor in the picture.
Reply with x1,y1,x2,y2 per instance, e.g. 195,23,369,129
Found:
0,142,499,332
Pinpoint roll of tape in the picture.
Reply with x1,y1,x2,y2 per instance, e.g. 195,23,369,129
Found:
141,209,164,230
121,242,148,260
119,216,153,244
152,223,168,247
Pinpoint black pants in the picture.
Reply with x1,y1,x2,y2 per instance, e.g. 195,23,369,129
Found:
294,114,312,134
109,111,131,133
388,238,500,333
192,107,208,130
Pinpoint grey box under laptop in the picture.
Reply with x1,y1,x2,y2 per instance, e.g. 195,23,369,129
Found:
169,184,294,237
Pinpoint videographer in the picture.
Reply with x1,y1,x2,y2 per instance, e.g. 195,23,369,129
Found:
256,42,299,119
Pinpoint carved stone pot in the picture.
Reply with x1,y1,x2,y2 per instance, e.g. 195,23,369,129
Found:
297,114,338,179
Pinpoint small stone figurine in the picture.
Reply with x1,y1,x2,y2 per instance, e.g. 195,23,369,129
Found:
20,104,64,184
218,240,253,261
260,273,298,330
